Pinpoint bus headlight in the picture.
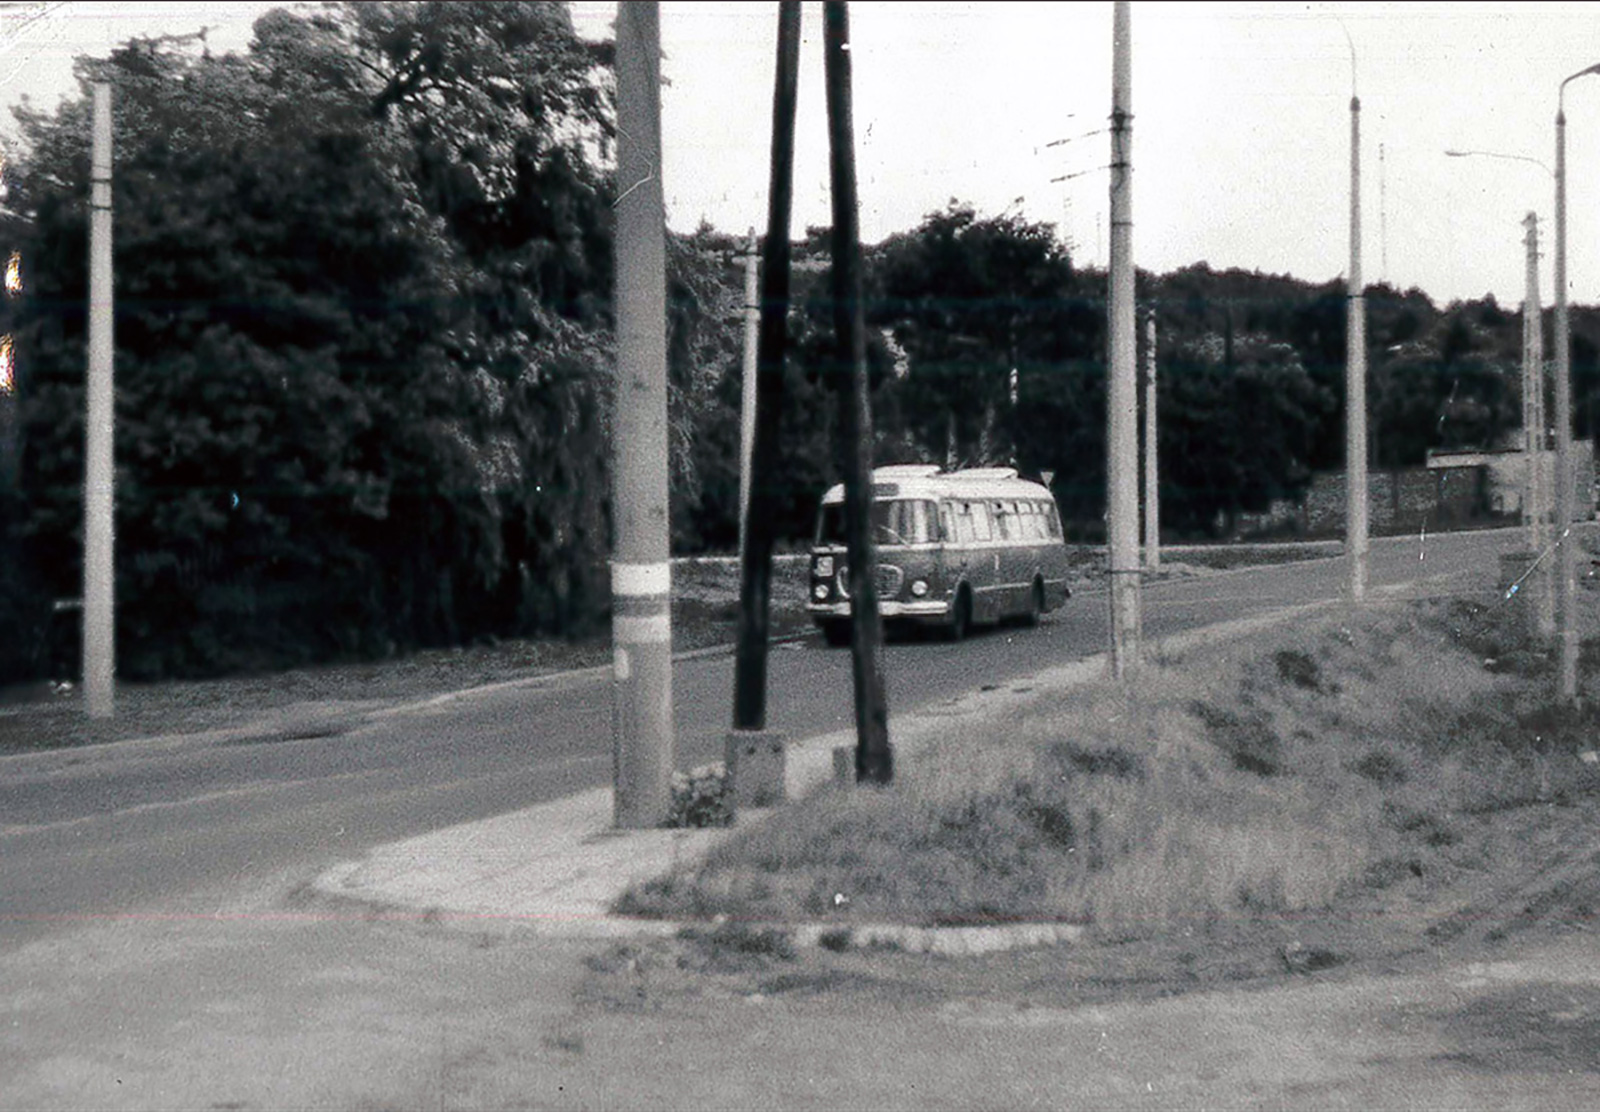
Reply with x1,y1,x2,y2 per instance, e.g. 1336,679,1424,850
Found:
815,556,834,578
813,583,830,601
910,579,929,598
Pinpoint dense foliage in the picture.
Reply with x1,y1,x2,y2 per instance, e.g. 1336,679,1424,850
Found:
3,2,633,680
2,3,1597,684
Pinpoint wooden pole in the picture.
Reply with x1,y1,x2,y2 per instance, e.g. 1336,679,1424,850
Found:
824,0,890,784
732,0,800,734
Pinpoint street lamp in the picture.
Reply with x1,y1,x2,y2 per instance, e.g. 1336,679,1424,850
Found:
1554,62,1600,702
1340,23,1367,604
1443,148,1553,636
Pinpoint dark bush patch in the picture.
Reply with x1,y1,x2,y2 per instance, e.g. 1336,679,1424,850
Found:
666,765,733,829
817,928,853,952
1517,703,1600,751
1351,750,1409,785
1362,856,1422,889
1190,700,1285,776
1274,649,1322,691
1048,740,1145,780
930,907,1028,927
758,970,876,995
1281,942,1344,974
681,922,796,961
1384,802,1460,847
1019,794,1076,850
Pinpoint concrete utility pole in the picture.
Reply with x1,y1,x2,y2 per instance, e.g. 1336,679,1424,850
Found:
824,0,891,783
83,81,115,720
1552,65,1600,703
737,228,759,561
730,0,801,808
1142,306,1159,572
1523,211,1554,637
1345,80,1368,604
1106,0,1141,676
610,3,673,828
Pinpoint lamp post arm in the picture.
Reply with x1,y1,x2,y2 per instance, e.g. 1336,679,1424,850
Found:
1550,60,1600,703
1443,148,1553,178
1559,62,1600,126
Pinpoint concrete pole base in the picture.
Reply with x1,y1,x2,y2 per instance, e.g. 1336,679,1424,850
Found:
725,729,788,811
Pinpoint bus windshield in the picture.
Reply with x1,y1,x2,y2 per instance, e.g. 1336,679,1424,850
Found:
816,499,939,547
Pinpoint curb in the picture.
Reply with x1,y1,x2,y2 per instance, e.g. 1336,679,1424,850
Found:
310,595,1355,954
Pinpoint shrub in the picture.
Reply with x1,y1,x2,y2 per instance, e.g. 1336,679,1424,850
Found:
666,763,734,829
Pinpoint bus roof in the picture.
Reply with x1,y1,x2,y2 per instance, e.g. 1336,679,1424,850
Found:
818,466,1056,505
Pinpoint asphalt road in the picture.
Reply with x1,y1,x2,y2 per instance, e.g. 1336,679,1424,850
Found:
0,527,1530,951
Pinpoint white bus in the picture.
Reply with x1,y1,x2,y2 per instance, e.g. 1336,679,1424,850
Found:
807,465,1073,645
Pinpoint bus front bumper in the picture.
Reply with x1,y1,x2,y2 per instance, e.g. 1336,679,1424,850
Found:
806,599,951,623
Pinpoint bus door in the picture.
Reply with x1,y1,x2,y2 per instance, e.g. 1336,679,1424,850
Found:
990,500,1027,612
952,499,998,621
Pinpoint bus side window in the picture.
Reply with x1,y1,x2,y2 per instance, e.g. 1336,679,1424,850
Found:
938,503,953,543
970,501,993,541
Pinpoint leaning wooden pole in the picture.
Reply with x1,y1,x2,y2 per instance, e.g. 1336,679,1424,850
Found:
733,0,800,734
824,0,891,784
727,0,802,810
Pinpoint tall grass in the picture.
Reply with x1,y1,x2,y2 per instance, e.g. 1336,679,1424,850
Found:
618,596,1600,938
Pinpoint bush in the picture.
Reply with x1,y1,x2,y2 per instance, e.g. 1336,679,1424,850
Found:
666,764,734,829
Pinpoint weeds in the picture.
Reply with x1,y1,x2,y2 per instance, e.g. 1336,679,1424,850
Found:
615,595,1600,943
665,763,733,829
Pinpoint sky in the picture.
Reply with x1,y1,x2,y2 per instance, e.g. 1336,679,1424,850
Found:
3,2,1600,309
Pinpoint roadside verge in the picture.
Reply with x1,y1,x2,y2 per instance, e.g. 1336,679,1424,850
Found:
308,595,1350,948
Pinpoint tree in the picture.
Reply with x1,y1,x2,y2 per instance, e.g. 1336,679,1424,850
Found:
8,33,501,676
873,203,1086,469
1159,331,1332,536
3,3,633,680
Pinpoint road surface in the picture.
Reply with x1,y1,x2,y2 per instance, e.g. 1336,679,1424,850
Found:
0,527,1523,951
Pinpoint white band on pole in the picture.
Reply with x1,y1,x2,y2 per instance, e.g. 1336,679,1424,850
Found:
611,561,670,597
614,613,671,644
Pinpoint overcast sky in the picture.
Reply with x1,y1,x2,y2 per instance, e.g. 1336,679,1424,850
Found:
5,2,1600,309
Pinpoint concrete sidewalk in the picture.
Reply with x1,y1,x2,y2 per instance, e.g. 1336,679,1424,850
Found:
311,600,1348,944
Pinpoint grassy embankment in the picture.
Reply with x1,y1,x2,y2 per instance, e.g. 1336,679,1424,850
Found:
619,594,1600,939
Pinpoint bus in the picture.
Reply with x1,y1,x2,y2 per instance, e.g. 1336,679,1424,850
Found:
806,465,1073,646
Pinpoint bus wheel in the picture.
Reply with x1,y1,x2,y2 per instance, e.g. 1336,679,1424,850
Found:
821,621,852,648
1021,580,1044,627
947,589,972,641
